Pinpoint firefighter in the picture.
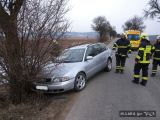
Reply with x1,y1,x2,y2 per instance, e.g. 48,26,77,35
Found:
151,36,160,77
132,36,154,86
113,33,131,74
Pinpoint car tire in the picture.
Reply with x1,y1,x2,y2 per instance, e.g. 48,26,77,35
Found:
104,58,112,72
74,72,86,91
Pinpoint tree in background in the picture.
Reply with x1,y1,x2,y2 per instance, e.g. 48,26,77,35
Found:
144,0,160,20
0,0,69,104
122,16,146,32
109,26,117,40
92,16,112,42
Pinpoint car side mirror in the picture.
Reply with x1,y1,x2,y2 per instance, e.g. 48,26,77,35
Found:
86,56,93,61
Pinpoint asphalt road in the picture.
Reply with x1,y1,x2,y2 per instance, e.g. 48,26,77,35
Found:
64,40,160,120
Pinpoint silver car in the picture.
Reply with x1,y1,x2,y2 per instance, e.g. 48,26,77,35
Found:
33,43,112,93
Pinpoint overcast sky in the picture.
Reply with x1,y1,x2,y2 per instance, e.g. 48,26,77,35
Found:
67,0,160,35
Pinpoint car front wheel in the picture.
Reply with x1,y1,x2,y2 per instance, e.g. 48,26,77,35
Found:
104,58,112,72
74,72,86,91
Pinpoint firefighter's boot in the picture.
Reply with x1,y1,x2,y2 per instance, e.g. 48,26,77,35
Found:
151,73,156,77
140,80,147,86
132,79,139,84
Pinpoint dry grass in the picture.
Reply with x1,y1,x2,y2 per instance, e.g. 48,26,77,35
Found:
0,84,76,120
58,38,114,50
58,38,98,49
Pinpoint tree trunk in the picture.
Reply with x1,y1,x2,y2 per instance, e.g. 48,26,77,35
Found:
1,18,28,104
99,32,104,42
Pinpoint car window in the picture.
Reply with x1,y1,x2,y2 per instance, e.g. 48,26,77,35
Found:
85,44,106,58
59,48,85,62
92,45,101,55
85,46,96,57
98,43,107,53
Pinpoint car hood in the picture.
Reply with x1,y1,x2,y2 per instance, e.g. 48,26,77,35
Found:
43,62,83,78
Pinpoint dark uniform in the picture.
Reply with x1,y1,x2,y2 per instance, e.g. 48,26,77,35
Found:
133,39,154,86
151,40,160,76
113,37,131,73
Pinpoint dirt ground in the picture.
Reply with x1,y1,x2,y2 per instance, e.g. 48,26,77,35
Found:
0,38,112,120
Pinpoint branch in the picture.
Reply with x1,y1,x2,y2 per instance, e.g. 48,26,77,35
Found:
144,0,160,19
11,0,24,17
0,2,9,23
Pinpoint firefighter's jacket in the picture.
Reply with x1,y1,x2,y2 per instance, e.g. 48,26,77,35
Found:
113,38,131,57
136,41,154,64
152,43,160,60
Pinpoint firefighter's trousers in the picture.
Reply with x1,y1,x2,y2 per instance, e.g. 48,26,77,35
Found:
134,63,149,83
115,54,126,71
152,59,160,75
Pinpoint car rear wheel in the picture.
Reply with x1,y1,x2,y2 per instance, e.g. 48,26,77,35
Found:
104,59,112,72
74,72,86,91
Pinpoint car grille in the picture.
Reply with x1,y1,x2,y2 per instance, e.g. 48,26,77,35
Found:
49,89,64,93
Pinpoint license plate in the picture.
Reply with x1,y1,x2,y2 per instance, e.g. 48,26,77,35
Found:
36,86,48,90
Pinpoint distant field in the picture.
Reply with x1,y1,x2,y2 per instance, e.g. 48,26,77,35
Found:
58,38,98,49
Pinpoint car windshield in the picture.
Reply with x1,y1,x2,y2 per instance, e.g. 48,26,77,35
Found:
127,34,140,41
59,48,85,63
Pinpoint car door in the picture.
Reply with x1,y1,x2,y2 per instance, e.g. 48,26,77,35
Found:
98,43,109,69
84,46,100,78
91,44,103,72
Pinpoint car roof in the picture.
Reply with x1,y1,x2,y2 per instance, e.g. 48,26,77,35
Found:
69,43,104,49
70,44,90,49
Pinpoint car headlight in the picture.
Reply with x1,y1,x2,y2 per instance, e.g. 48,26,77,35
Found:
53,76,71,83
61,76,71,82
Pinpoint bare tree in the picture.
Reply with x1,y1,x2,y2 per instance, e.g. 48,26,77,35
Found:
0,0,70,104
144,0,160,20
91,16,111,42
108,26,117,40
122,16,146,32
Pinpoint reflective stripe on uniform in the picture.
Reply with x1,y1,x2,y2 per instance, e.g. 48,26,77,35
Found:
128,44,131,48
142,77,148,80
139,61,150,64
134,75,140,78
116,66,121,69
136,56,141,60
152,70,157,73
119,67,124,70
152,72,157,74
152,46,155,50
153,57,160,60
155,50,160,52
121,55,127,57
139,48,145,51
117,46,128,48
